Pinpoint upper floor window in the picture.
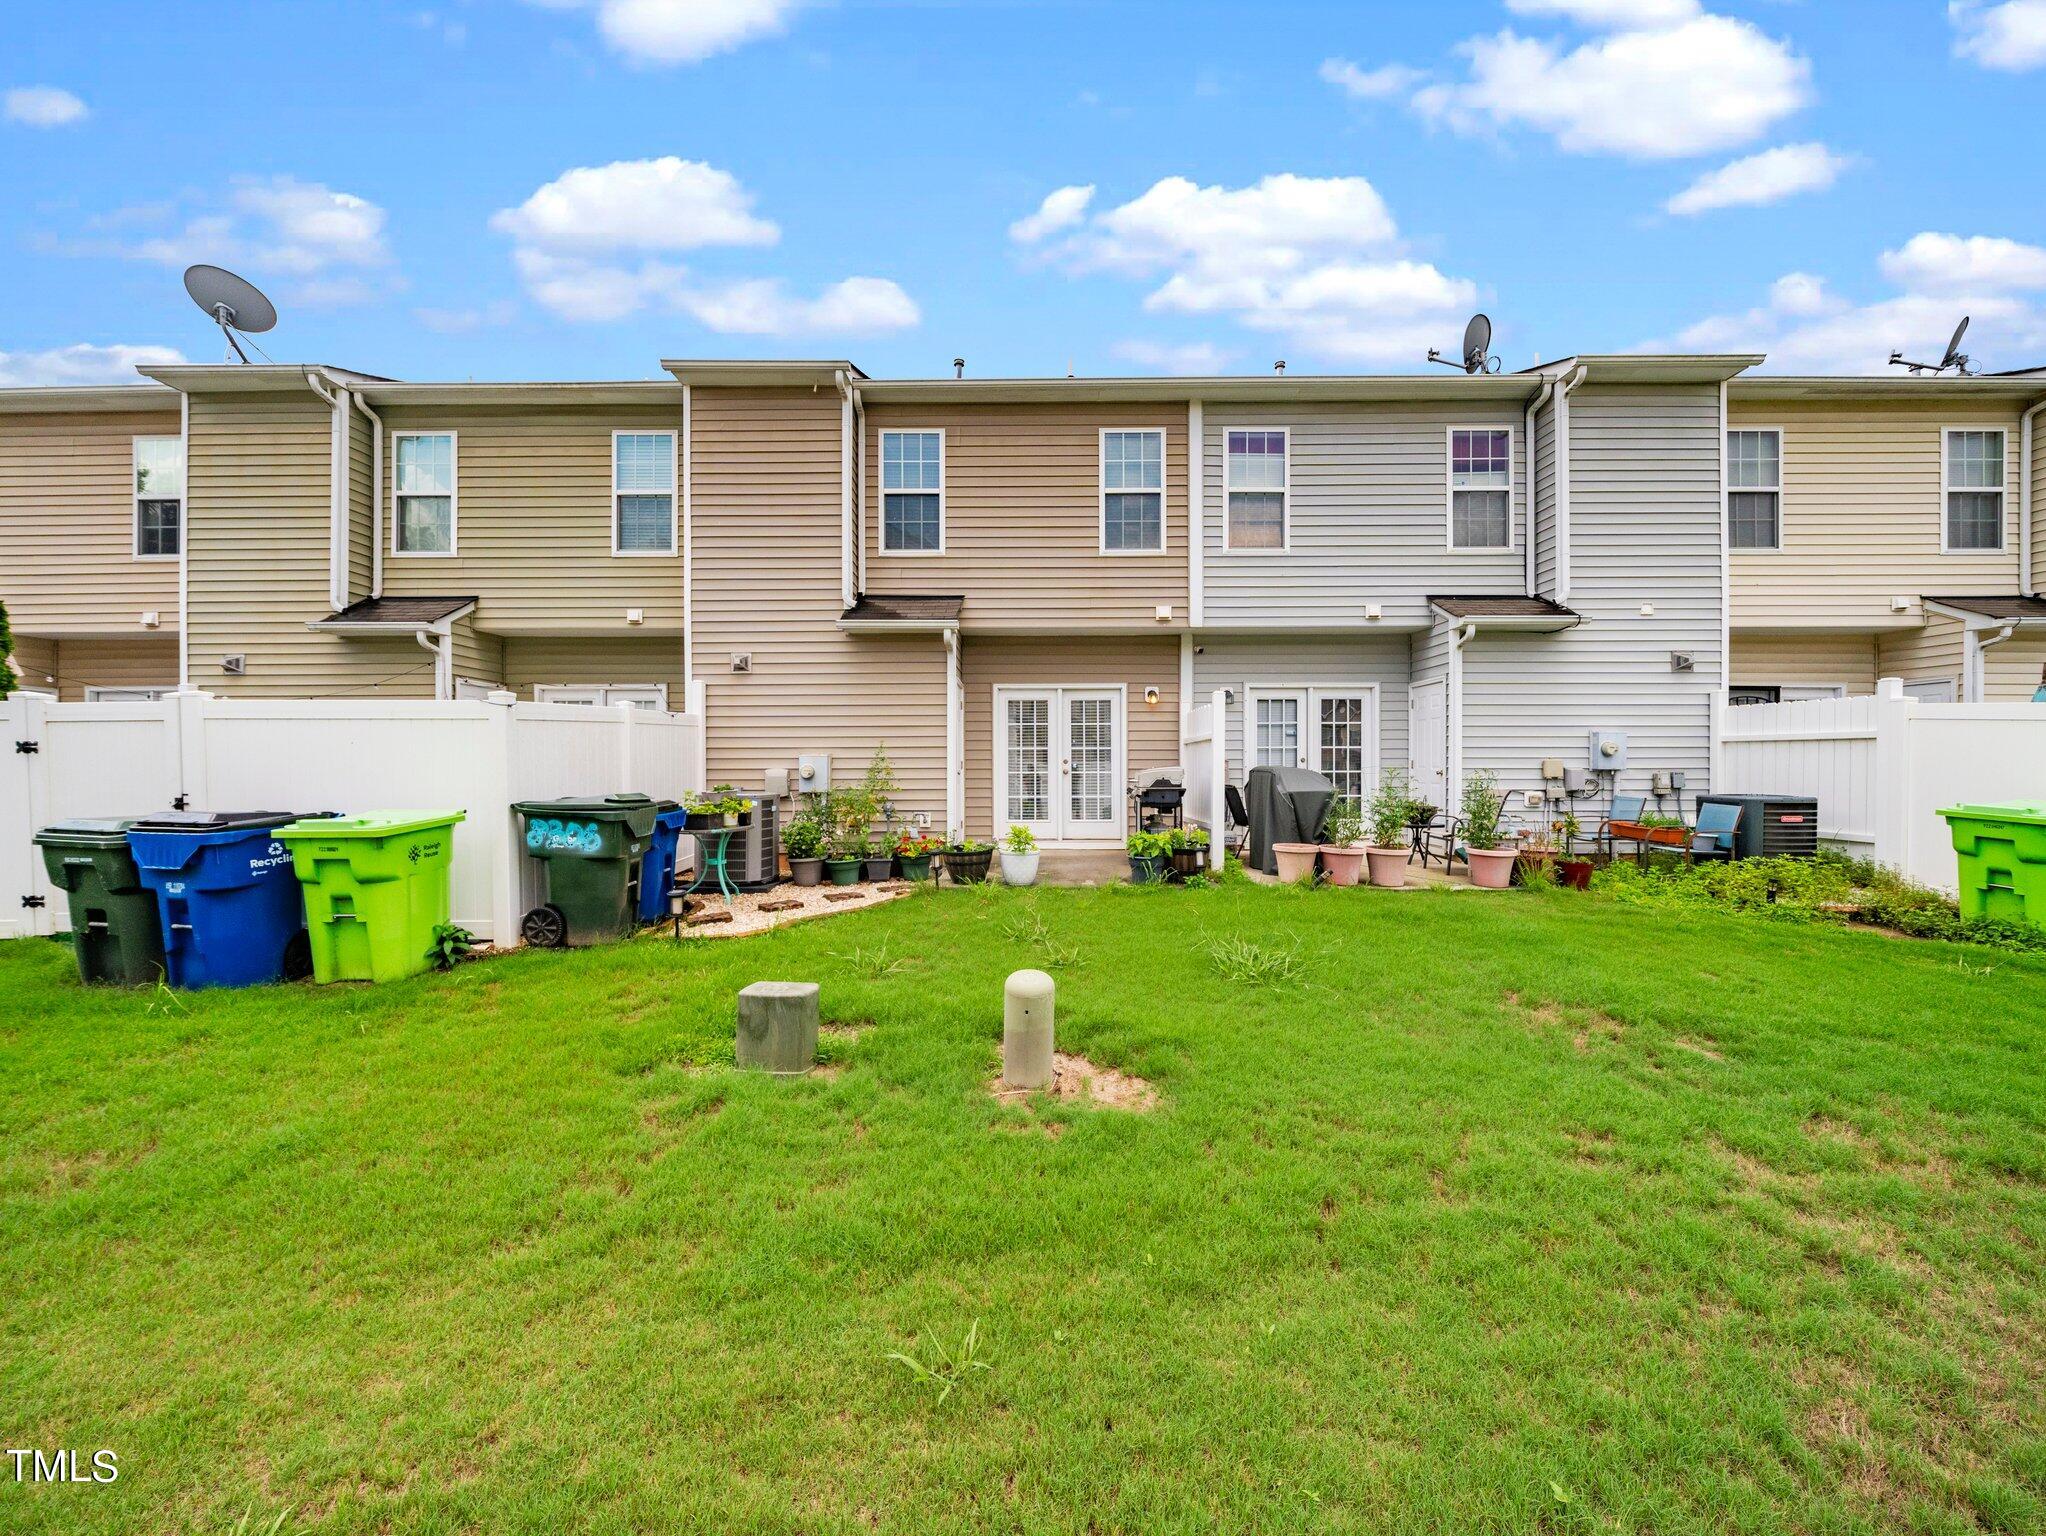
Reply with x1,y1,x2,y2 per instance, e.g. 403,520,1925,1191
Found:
1727,428,1781,550
1448,428,1512,549
1225,428,1287,550
1944,428,2004,552
133,435,183,558
394,432,456,554
1101,429,1164,552
881,429,944,552
613,431,676,555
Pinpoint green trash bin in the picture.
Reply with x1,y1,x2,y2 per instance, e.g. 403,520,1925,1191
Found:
1939,802,2046,932
276,811,466,983
32,818,167,985
512,794,659,947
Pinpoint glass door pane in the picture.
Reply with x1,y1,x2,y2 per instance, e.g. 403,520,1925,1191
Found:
1005,695,1052,828
1253,695,1301,767
1317,694,1367,802
1066,693,1119,836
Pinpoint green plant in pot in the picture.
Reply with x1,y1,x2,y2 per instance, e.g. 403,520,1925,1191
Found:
685,786,750,829
822,823,866,886
1126,829,1169,884
940,837,994,885
783,797,828,886
1364,770,1415,888
895,828,943,882
1164,825,1210,881
1000,824,1041,887
1554,812,1594,889
1319,797,1367,887
1461,771,1516,889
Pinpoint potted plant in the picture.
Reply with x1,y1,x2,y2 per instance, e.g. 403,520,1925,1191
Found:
1127,830,1169,884
823,825,865,886
1366,770,1415,889
1516,823,1558,886
1318,798,1367,887
1165,826,1210,881
894,828,943,882
1461,771,1516,889
940,837,993,884
862,836,895,884
783,798,828,886
1554,812,1595,890
1000,824,1041,886
1272,836,1320,884
685,786,750,829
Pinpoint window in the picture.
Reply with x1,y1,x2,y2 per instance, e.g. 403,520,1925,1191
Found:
881,430,944,552
1100,429,1165,552
1944,429,2004,551
85,687,167,702
1727,428,1781,550
133,436,183,558
393,432,456,554
613,431,676,554
1728,685,1780,707
1225,429,1287,549
533,683,669,710
1448,428,1512,549
1249,687,1375,800
1252,694,1300,766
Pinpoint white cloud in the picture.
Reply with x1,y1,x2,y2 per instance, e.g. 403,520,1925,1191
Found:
0,342,184,386
1021,173,1478,366
1653,233,2046,372
1112,340,1238,375
1009,185,1095,244
231,177,390,273
1319,58,1426,100
414,300,519,333
1664,142,1851,216
534,0,800,65
1504,0,1698,24
1950,0,2046,70
674,276,919,336
1412,13,1810,159
491,157,778,253
3,86,88,127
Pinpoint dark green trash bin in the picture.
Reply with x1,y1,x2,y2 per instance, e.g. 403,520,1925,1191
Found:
32,818,167,985
511,794,660,947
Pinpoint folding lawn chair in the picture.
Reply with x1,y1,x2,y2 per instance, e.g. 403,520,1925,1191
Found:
1597,794,1648,862
1685,800,1743,864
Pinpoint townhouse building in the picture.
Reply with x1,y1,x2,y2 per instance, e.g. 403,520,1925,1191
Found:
4,350,2041,850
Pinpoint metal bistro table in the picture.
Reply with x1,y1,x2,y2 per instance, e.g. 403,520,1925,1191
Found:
684,824,740,904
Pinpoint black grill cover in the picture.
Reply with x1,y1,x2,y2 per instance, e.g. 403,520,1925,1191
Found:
1243,766,1336,875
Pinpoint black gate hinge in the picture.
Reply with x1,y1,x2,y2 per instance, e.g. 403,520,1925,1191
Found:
21,895,46,909
14,740,37,754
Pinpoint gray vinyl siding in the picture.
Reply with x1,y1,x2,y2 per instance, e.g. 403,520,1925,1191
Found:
1191,633,1411,786
1458,383,1724,815
1532,401,1558,599
1201,404,1528,628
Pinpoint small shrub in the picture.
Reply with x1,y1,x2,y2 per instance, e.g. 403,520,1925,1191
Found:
1461,772,1506,851
1003,824,1037,853
1367,769,1415,849
428,922,478,972
1323,796,1364,848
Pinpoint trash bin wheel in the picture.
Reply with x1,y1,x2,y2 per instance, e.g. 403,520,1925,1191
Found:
521,904,569,949
282,930,314,982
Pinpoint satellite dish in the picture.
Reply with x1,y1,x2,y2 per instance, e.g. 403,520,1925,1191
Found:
1427,312,1501,374
1888,315,1975,377
183,264,277,363
1940,316,1971,372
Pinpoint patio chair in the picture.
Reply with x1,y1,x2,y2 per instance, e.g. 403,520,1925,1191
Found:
1222,784,1251,860
1597,794,1648,862
1685,800,1742,864
1415,812,1466,874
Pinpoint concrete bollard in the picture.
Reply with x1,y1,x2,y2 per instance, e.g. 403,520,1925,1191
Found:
736,981,820,1076
1002,968,1056,1089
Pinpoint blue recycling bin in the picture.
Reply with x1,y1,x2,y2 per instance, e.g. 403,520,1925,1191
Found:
637,801,688,923
126,811,321,988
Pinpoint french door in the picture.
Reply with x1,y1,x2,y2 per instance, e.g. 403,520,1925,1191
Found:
1248,687,1378,804
997,687,1124,843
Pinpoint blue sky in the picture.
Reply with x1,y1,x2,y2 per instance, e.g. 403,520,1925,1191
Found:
3,0,2044,384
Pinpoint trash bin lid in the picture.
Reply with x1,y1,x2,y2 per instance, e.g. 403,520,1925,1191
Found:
32,817,144,849
513,794,658,819
275,810,467,840
127,810,305,833
1939,801,2046,825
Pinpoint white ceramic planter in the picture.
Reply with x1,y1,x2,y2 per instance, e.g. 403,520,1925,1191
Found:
1000,849,1041,886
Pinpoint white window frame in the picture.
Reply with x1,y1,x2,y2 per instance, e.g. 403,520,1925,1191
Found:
1222,425,1290,553
1725,425,1785,553
879,427,946,555
1444,424,1517,553
391,430,458,557
610,429,678,557
1941,425,2006,555
1243,684,1381,800
1098,427,1167,555
132,434,183,561
533,682,670,710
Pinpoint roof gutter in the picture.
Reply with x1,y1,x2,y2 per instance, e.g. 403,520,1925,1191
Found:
2023,397,2044,598
1524,374,1557,597
303,369,349,612
1553,364,1589,606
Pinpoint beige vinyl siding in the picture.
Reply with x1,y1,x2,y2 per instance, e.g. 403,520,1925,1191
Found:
2035,423,2046,596
10,633,59,692
695,387,947,817
0,408,181,634
1202,402,1529,628
1730,633,1878,696
377,404,684,634
1984,632,2046,702
45,635,179,700
186,390,436,697
1729,398,2026,629
1191,633,1411,786
1876,618,1966,699
347,406,372,603
450,619,504,689
962,634,1180,841
864,403,1188,630
501,636,685,701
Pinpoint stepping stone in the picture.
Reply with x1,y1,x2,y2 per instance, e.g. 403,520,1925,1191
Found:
760,899,804,913
822,891,864,903
879,882,912,893
687,910,734,927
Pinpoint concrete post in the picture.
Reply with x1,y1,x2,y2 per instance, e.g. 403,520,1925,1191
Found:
736,981,820,1076
1002,968,1055,1089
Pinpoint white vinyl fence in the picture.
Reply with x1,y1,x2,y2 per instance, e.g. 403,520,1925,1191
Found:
2,691,703,944
1716,678,2046,893
1182,689,1226,871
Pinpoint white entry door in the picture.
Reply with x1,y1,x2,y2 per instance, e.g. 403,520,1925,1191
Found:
997,687,1124,843
1247,687,1378,803
1408,679,1447,808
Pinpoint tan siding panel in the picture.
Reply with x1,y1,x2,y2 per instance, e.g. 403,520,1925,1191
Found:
501,636,684,700
1876,618,1966,698
11,633,59,692
51,636,179,699
1729,633,1878,695
450,619,504,688
1985,632,2046,702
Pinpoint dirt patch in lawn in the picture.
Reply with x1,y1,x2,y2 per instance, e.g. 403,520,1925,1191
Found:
639,882,915,941
1503,990,1627,1053
989,1052,1158,1112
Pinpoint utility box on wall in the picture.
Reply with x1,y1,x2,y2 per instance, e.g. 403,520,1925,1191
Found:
796,754,831,795
1588,730,1629,772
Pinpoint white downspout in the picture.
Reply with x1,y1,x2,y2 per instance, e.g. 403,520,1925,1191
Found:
944,626,963,840
2022,398,2044,598
681,382,694,688
304,370,346,612
1972,622,2016,702
415,628,450,701
177,388,191,690
350,390,387,599
1449,620,1476,814
836,370,856,609
1553,365,1589,607
1188,398,1205,626
1523,377,1555,596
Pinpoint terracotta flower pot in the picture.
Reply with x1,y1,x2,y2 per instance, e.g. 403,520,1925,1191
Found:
1366,846,1410,888
1467,847,1518,889
1320,846,1365,887
1273,842,1320,884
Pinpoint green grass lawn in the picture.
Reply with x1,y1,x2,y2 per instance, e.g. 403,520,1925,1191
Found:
3,882,2044,1535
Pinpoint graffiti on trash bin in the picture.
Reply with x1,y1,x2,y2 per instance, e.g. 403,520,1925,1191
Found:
527,819,603,854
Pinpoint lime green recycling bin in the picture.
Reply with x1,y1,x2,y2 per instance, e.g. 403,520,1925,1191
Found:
276,811,466,983
1939,802,2046,931
511,794,658,947
32,819,166,985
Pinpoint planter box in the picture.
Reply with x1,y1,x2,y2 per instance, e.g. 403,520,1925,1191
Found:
1609,820,1686,849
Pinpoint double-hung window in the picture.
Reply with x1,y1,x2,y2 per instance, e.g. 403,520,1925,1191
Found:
1448,428,1512,549
881,430,944,552
133,435,183,558
1225,429,1287,549
1727,428,1782,550
393,432,456,554
1944,428,2005,552
1100,429,1164,552
613,431,676,554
